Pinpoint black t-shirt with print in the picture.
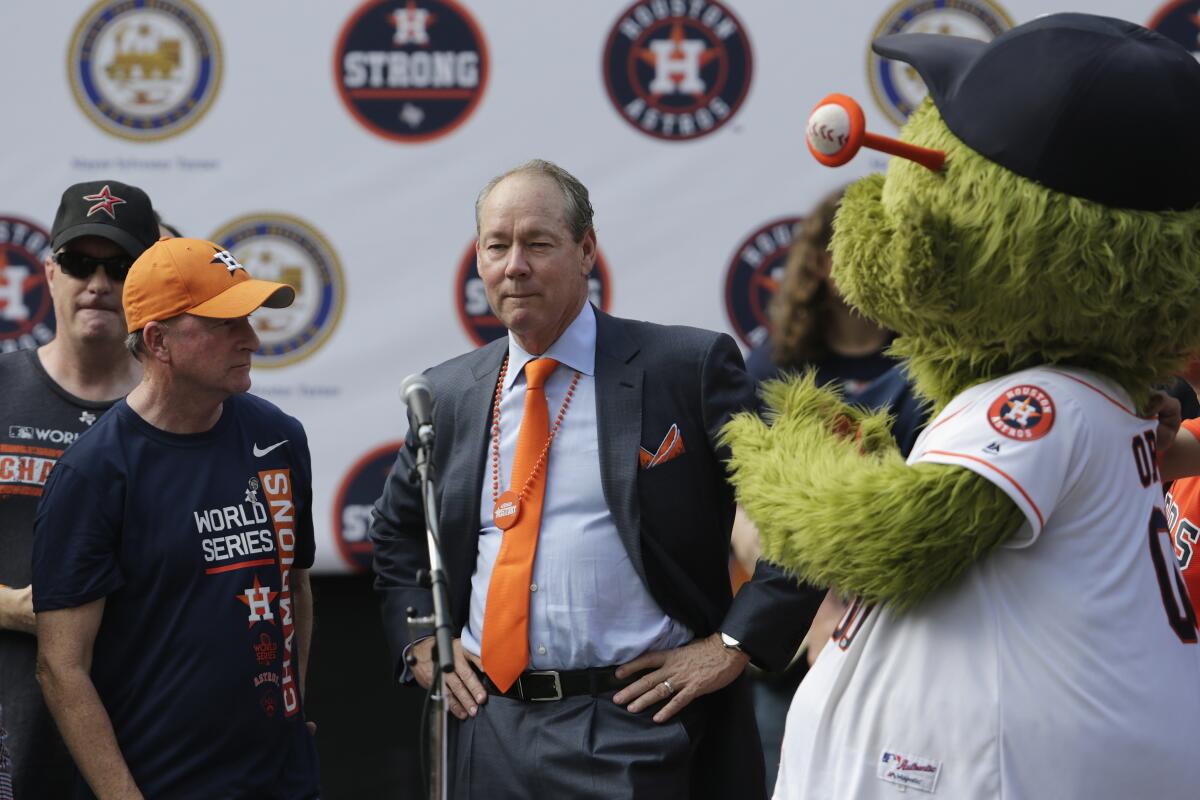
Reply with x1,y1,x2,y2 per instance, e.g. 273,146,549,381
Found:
0,347,113,799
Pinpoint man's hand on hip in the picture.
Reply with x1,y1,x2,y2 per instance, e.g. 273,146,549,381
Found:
612,632,750,723
411,637,488,720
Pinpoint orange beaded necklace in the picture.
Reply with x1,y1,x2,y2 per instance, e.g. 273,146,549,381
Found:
490,355,581,530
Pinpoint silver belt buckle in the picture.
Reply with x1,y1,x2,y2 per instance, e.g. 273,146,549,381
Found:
525,669,563,701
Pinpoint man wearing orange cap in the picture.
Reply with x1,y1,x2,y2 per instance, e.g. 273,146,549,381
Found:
31,238,320,799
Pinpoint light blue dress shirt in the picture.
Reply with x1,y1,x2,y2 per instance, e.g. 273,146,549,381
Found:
460,303,693,670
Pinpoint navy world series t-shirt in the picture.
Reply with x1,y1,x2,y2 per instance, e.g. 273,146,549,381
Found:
32,393,319,800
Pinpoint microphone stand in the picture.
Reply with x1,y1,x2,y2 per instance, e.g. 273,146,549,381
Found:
406,430,454,800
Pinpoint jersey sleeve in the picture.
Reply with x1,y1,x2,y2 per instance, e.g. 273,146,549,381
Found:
31,462,125,611
912,381,1086,546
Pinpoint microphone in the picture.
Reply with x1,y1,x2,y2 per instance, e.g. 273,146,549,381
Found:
399,373,436,448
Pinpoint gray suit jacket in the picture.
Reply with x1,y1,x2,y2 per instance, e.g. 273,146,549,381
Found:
370,308,821,795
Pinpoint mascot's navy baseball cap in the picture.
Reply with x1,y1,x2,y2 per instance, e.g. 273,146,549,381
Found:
874,13,1200,211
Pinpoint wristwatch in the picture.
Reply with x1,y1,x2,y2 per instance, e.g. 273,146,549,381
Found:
720,632,744,653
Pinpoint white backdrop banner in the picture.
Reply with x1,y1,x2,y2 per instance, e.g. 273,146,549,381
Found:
0,0,1181,571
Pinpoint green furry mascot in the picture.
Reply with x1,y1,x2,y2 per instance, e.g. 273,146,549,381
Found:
722,14,1200,799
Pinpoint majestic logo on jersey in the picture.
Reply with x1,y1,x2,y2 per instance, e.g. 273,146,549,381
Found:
237,575,278,626
210,214,345,369
724,216,801,348
335,0,489,142
868,0,1012,127
455,240,612,346
334,441,405,572
987,385,1055,441
1147,1,1200,59
0,216,55,354
603,0,752,140
68,0,222,141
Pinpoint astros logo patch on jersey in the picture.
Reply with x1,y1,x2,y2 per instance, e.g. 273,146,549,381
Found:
987,384,1054,441
723,216,800,348
868,0,1011,127
1147,1,1200,56
0,216,55,353
603,0,752,141
335,0,489,143
455,240,611,346
68,0,222,141
209,214,344,368
334,441,405,572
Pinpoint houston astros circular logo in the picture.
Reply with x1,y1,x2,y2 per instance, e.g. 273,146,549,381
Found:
455,240,612,346
1147,1,1200,54
335,0,489,143
724,216,801,349
987,385,1055,441
0,217,55,354
68,0,222,141
333,441,404,572
209,214,345,369
868,0,1011,128
603,0,752,141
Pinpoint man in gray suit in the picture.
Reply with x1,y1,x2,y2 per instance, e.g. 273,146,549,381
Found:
371,159,819,798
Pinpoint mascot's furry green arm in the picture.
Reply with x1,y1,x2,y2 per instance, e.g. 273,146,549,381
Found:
722,374,1023,611
722,95,1200,611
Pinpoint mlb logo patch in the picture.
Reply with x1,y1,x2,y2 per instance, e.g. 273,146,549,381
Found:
7,426,34,440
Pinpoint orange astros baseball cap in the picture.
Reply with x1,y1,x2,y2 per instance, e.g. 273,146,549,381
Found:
123,237,295,333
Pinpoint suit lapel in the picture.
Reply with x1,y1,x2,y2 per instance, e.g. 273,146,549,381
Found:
443,342,506,571
593,309,647,584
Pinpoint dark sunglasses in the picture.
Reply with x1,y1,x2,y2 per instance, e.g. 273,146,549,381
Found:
54,251,134,282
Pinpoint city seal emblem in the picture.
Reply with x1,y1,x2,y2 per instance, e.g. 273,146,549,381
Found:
68,0,223,141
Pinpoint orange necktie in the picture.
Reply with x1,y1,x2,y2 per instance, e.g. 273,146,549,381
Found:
481,357,558,691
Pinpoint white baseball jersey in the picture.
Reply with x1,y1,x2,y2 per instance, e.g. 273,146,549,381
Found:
775,366,1200,799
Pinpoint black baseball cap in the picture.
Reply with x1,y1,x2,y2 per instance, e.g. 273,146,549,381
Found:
51,180,160,257
874,13,1200,211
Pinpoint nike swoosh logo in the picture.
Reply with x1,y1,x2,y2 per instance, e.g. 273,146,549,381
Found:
253,440,288,458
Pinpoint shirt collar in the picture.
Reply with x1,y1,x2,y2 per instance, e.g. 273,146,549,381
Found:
504,302,596,390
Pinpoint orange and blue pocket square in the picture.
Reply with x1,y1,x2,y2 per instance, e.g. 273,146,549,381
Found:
639,423,686,469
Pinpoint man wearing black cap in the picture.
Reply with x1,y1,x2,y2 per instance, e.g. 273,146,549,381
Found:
0,180,158,798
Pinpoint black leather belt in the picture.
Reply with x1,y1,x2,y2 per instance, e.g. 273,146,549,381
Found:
480,666,640,702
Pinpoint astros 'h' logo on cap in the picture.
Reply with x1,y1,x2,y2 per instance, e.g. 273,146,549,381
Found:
211,249,245,274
